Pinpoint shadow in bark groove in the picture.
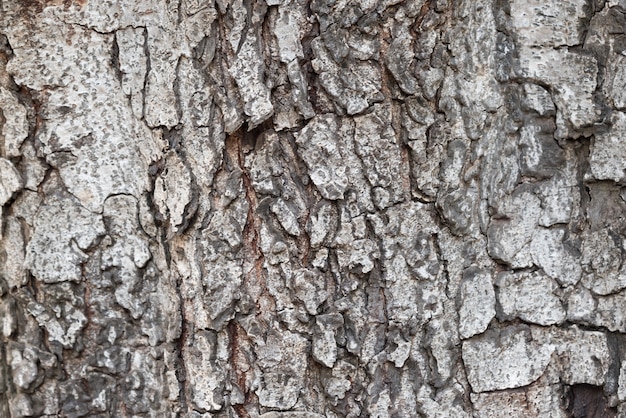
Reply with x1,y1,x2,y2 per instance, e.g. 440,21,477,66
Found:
566,384,616,418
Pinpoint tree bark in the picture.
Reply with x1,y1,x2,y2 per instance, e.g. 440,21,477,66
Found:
1,0,625,416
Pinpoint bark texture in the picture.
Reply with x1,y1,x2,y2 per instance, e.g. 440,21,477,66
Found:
0,0,625,417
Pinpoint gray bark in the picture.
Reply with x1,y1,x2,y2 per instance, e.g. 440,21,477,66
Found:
0,0,625,417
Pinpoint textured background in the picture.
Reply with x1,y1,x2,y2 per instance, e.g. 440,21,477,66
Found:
1,0,625,416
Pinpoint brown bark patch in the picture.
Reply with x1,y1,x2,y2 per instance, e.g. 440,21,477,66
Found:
15,0,86,16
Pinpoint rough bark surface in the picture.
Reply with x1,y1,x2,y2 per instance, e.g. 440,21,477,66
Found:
1,0,626,417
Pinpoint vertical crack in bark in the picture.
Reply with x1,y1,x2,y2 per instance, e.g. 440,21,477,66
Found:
224,126,273,417
140,27,151,122
285,133,313,265
228,321,252,418
0,333,8,417
110,31,123,86
297,203,312,265
174,268,189,414
231,126,275,317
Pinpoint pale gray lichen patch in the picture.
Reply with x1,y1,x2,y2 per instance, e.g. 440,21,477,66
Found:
496,270,565,326
256,328,308,410
0,87,29,157
510,0,588,48
25,191,105,284
229,33,274,128
458,267,496,339
462,325,554,393
518,47,599,136
101,195,152,319
0,158,22,206
153,150,195,236
295,115,349,200
589,111,626,184
7,22,156,212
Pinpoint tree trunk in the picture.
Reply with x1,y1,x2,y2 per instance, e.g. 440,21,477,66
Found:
1,0,625,416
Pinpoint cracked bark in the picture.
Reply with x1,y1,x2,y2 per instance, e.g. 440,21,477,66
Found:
2,0,626,417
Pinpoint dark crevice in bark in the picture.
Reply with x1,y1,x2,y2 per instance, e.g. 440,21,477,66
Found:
164,127,200,236
141,27,151,122
282,132,315,265
174,298,189,415
566,384,617,418
110,31,124,88
224,122,275,417
228,321,252,418
172,56,184,129
605,332,622,402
